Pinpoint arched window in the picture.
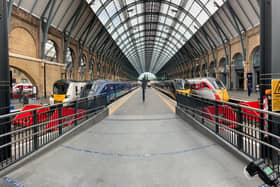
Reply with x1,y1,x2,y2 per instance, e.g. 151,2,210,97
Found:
209,61,216,78
252,47,260,68
45,40,58,62
191,67,195,78
196,65,200,77
80,55,86,67
65,48,74,64
251,46,260,91
202,64,207,77
233,53,244,90
219,58,227,86
233,53,243,70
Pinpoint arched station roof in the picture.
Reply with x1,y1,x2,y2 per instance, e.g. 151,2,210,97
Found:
158,0,260,76
12,0,138,76
88,0,227,74
12,0,260,77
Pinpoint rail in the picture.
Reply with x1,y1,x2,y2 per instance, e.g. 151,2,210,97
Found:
177,93,280,173
0,93,109,171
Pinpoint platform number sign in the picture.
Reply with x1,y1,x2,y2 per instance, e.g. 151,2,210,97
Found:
272,79,280,111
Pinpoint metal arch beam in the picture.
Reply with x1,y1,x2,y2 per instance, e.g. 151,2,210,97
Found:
225,1,247,62
154,43,192,73
62,1,85,65
109,12,195,41
125,41,176,59
101,0,202,29
120,34,181,55
150,0,192,73
125,41,177,59
85,22,104,47
128,46,173,60
127,48,174,64
129,50,172,66
129,50,182,74
57,0,75,29
30,0,39,15
7,0,14,32
97,0,211,17
124,33,189,62
116,22,187,47
88,27,107,52
115,27,184,45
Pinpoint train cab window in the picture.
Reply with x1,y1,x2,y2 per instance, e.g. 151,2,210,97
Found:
209,79,225,89
101,86,107,93
53,83,69,94
184,82,190,89
202,82,209,89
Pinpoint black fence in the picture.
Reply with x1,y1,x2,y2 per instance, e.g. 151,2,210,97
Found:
0,94,107,170
177,94,280,173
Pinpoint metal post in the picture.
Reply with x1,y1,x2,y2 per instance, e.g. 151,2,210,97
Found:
260,0,271,158
0,0,11,161
215,101,219,134
32,110,39,150
236,106,243,150
74,100,78,126
58,104,63,135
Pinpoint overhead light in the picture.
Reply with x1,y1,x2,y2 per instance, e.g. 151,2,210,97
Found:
171,9,178,13
127,9,134,13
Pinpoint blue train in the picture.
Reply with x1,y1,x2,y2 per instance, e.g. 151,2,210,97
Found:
80,80,138,107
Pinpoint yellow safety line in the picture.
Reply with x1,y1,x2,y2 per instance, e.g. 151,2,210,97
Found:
109,88,139,115
154,89,176,113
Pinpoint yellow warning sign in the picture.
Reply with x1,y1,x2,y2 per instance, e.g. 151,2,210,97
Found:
272,79,280,111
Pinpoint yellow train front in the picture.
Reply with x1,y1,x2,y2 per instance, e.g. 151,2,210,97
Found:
153,79,190,100
187,77,229,102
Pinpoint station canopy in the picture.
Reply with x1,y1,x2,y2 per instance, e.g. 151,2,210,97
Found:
87,0,226,74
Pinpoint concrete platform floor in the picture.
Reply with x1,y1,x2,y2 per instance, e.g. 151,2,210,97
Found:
1,88,261,187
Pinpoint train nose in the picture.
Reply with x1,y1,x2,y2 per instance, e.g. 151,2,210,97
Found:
217,89,229,101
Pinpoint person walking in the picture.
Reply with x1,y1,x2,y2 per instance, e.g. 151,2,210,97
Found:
141,77,148,102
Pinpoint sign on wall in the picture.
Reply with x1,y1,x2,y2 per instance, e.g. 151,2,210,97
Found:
272,79,280,111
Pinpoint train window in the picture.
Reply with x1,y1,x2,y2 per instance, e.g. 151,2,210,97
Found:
202,82,209,88
209,79,225,89
184,82,190,89
53,83,69,94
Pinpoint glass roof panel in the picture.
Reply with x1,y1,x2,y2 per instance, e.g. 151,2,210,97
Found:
88,0,227,73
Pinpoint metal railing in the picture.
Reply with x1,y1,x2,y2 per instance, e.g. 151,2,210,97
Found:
0,94,108,171
177,94,280,173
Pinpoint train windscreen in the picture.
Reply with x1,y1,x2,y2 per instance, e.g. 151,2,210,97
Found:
175,80,184,90
53,82,69,94
80,83,92,97
90,82,104,93
209,79,225,89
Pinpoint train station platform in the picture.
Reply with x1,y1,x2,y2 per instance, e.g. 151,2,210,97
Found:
0,88,260,187
229,90,259,102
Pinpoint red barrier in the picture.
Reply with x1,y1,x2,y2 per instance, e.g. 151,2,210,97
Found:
239,101,261,122
46,108,86,131
203,105,237,129
12,105,49,127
